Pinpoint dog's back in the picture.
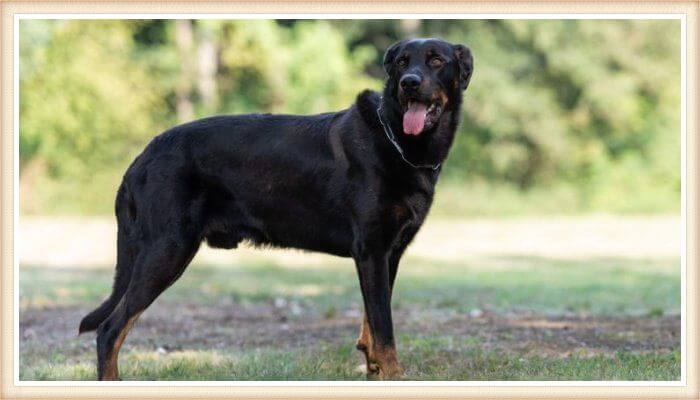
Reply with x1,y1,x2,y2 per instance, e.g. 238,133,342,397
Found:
80,38,472,380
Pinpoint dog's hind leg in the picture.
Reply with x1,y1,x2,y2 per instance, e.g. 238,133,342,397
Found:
95,235,200,380
80,183,137,334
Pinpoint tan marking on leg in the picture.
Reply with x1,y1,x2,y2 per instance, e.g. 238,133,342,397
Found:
373,344,403,380
101,312,142,381
355,315,379,375
392,204,409,220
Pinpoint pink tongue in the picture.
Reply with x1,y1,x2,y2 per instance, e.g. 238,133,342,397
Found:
403,103,427,135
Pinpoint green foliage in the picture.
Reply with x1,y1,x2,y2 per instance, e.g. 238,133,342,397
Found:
20,20,165,178
18,19,681,215
440,20,680,192
217,20,378,114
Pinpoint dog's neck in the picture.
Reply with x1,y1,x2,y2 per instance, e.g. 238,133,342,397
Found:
356,90,462,171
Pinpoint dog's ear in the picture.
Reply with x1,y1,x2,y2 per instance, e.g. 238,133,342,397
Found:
383,40,405,75
453,44,474,91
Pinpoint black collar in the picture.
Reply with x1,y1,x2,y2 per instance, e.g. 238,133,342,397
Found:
376,102,441,171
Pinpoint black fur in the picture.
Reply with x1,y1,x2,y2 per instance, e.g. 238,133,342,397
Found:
80,38,473,380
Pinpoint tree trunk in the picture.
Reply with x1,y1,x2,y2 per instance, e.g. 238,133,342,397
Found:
175,19,195,122
400,19,422,37
197,25,218,112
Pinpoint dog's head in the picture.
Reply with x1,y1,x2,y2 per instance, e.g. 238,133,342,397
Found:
382,38,473,136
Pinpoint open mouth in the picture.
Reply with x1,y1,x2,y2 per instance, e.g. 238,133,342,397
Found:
402,100,443,136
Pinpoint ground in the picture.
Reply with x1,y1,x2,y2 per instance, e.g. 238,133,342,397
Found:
18,215,681,381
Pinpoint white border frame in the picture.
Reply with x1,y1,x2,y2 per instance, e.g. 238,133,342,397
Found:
12,13,688,388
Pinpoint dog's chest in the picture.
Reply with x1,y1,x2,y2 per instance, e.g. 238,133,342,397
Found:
381,191,431,252
386,178,434,230
390,193,430,226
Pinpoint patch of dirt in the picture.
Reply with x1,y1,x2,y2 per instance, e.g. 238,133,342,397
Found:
440,312,679,357
20,300,680,361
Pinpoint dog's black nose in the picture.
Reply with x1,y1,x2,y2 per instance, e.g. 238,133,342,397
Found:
400,74,421,91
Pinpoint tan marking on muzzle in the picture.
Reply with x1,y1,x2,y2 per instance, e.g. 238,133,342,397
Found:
435,89,449,107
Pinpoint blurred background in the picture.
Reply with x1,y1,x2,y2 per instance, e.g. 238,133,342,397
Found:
18,19,682,381
19,19,680,216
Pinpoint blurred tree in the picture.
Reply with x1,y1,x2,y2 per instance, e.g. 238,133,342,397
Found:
196,21,219,111
174,19,196,122
20,20,164,179
216,20,377,114
434,20,679,194
18,19,681,215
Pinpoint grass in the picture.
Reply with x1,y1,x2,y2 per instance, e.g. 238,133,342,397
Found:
20,255,680,316
430,179,680,218
19,249,681,381
23,346,681,381
17,214,682,381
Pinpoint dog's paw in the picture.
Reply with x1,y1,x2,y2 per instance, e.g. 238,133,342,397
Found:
357,362,381,375
357,362,384,381
378,363,404,380
355,363,367,374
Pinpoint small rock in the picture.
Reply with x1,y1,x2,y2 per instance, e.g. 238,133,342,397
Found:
274,298,287,308
156,346,167,355
469,308,484,318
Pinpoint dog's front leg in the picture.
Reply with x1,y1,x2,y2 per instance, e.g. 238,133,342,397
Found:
354,252,403,380
356,244,407,376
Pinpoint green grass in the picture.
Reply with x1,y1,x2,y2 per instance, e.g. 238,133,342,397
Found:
19,252,681,381
22,345,680,381
20,256,680,316
431,180,680,218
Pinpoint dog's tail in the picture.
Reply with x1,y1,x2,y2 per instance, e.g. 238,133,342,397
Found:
79,182,136,334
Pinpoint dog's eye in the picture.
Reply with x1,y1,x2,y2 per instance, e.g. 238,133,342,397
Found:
429,57,444,68
397,58,408,67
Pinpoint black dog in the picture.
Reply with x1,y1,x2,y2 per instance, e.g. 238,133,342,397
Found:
79,38,473,380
